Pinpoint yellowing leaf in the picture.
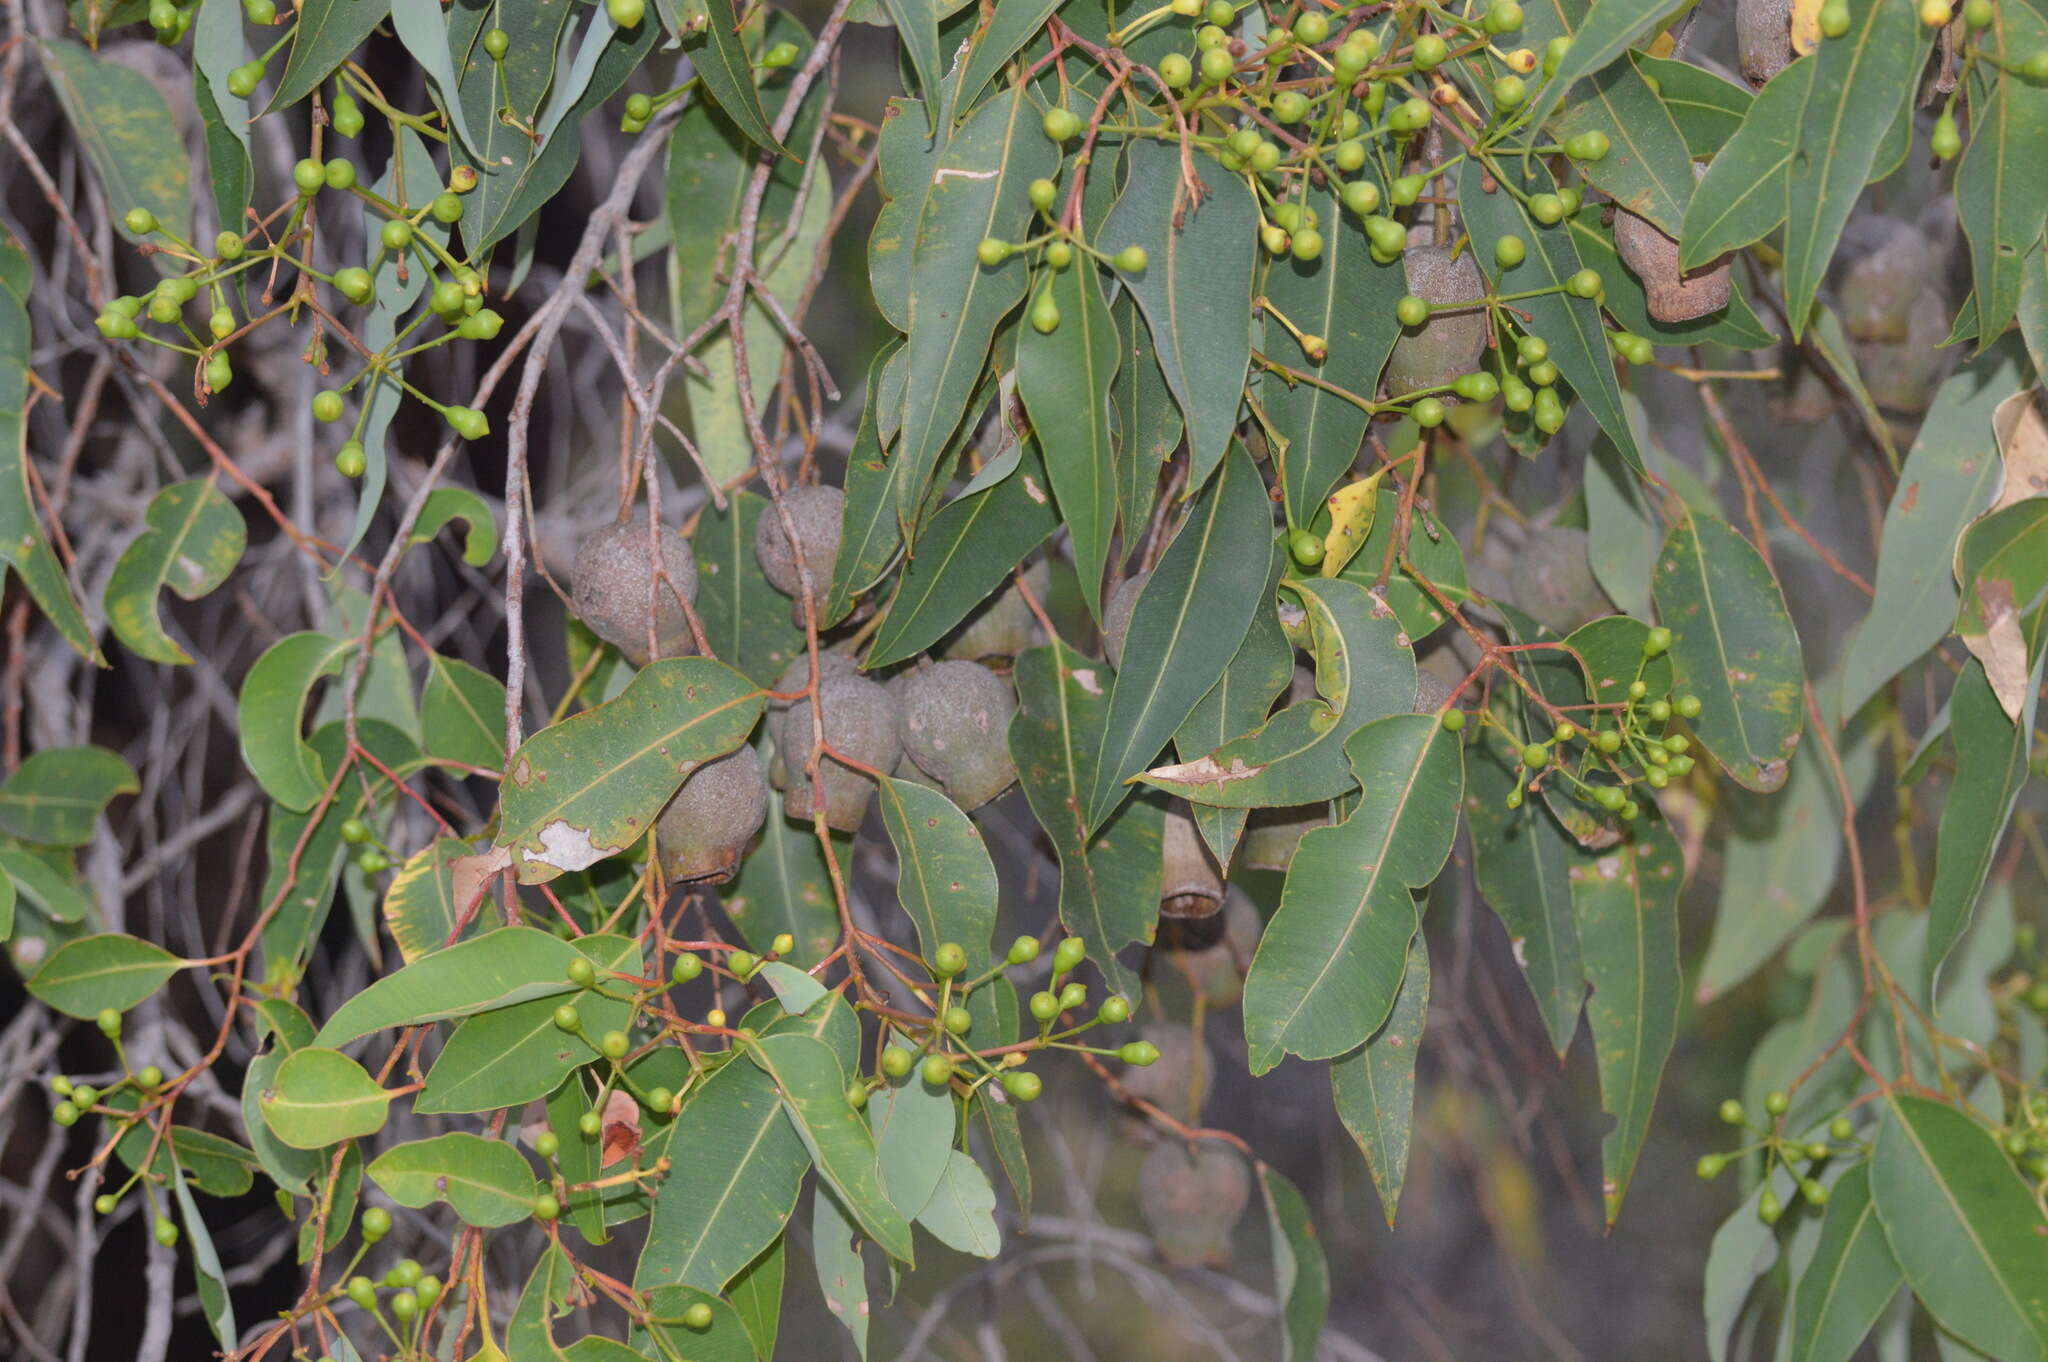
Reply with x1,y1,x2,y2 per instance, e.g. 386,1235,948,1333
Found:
1790,0,1824,54
1319,471,1384,579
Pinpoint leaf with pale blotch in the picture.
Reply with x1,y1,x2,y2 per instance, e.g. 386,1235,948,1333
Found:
468,657,762,889
636,1060,810,1293
104,480,245,665
1243,714,1463,1072
41,40,192,248
314,926,588,1048
1778,0,1931,337
1953,498,2048,720
1019,258,1120,621
1787,1163,1901,1362
368,1132,540,1227
1567,820,1682,1225
1466,746,1584,1056
1925,660,2041,1000
1100,140,1256,491
1839,343,2019,722
877,778,999,971
1990,388,2048,515
868,100,945,334
1140,578,1413,809
0,746,137,848
1089,443,1276,830
748,1033,914,1263
1011,641,1164,1000
894,86,1058,522
28,932,182,1018
1330,932,1429,1225
1651,513,1804,792
1870,1094,2048,1362
1319,473,1384,580
238,633,357,812
919,1149,1001,1258
866,440,1060,668
813,1185,870,1357
259,1048,393,1149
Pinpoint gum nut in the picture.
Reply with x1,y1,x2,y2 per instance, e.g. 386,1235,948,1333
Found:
571,520,698,667
655,745,769,884
1102,568,1151,670
1381,244,1490,400
752,484,844,604
899,660,1019,810
940,559,1050,662
779,669,902,831
1471,525,1605,636
1162,888,1260,1006
1614,173,1731,323
1237,803,1329,872
767,650,862,749
1736,0,1794,86
1137,1140,1252,1269
1160,801,1226,920
1117,1023,1205,1114
1837,219,1933,344
1853,286,1956,415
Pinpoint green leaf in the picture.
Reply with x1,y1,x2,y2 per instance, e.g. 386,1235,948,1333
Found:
416,934,639,1114
259,1048,393,1149
877,778,999,973
720,786,845,968
868,98,947,334
314,925,586,1047
1100,138,1257,490
267,0,393,113
895,85,1059,520
480,657,763,886
239,1002,321,1195
1112,291,1181,550
1839,343,2020,720
1263,184,1403,527
1330,931,1430,1225
1010,641,1164,999
1141,577,1414,809
879,0,946,130
507,1240,576,1358
1168,552,1292,864
368,1132,540,1227
866,439,1060,668
813,1186,872,1358
39,40,191,249
637,1056,811,1289
1635,54,1752,156
104,479,245,666
2020,244,2048,378
918,1149,1001,1257
1926,660,2040,999
407,487,498,567
238,632,356,812
1679,56,1814,269
747,1032,915,1263
1870,1094,2048,1362
1955,1,2048,349
825,347,904,628
1460,158,1643,473
1518,0,1685,148
1788,1163,1902,1362
1703,1165,1797,1362
692,0,787,154
0,746,137,847
0,844,89,921
694,493,806,688
727,1238,785,1361
109,1103,260,1199
954,0,1063,115
1567,819,1682,1224
1257,1163,1330,1362
1466,746,1584,1055
872,1067,956,1219
1018,258,1120,621
193,0,253,231
27,932,182,1017
421,654,506,773
634,1285,758,1362
389,0,482,157
975,1086,1032,1216
1518,0,1695,235
0,865,13,940
1243,713,1464,1071
1652,512,1806,792
1585,425,1658,622
170,1167,236,1345
1089,443,1276,829
1778,0,1932,337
